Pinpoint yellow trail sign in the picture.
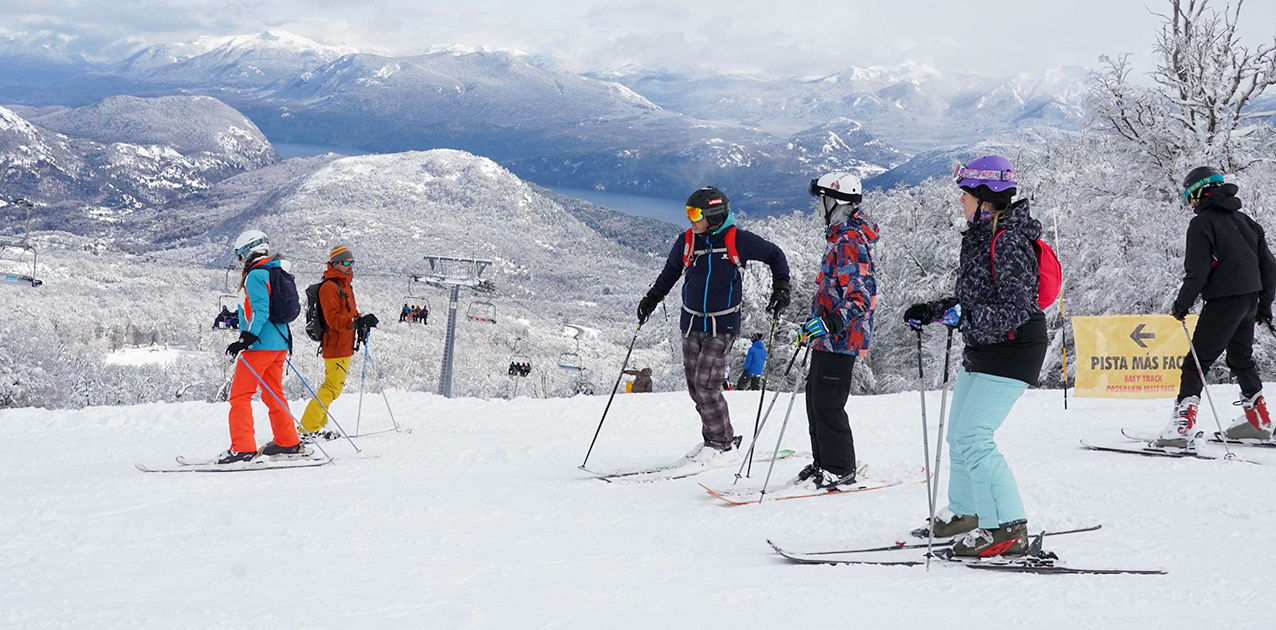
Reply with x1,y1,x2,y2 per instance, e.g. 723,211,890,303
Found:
1071,314,1200,399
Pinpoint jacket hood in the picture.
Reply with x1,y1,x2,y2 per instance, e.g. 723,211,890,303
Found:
828,214,880,244
751,339,765,349
323,265,353,287
1197,183,1243,213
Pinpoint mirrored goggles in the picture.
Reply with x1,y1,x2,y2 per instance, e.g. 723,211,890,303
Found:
953,164,1018,184
333,260,355,267
686,205,704,222
235,237,268,260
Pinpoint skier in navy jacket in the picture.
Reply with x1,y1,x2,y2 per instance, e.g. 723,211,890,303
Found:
637,187,791,460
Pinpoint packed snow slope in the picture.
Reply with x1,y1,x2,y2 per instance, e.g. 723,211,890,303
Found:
3,384,1273,628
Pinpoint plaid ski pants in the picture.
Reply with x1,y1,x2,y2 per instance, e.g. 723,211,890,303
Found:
682,331,737,448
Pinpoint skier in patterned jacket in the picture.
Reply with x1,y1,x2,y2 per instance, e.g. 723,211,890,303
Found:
791,172,879,489
904,155,1047,558
637,186,791,461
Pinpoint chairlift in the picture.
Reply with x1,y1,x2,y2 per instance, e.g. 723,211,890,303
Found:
401,275,432,325
0,198,41,288
0,240,40,287
467,300,497,324
213,294,240,331
559,326,585,371
508,337,532,378
571,370,595,396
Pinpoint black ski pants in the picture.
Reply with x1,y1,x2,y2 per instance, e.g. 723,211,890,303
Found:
735,373,761,391
1178,292,1263,401
805,349,857,477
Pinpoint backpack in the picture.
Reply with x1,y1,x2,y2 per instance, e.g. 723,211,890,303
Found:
266,265,301,324
681,226,742,270
990,230,1062,309
304,278,340,344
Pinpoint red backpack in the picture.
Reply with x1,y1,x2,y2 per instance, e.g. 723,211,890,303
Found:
681,226,742,270
990,230,1062,309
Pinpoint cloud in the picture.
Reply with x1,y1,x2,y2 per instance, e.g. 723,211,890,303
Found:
3,0,1275,77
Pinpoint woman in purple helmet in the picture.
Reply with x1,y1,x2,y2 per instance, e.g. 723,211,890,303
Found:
903,155,1048,558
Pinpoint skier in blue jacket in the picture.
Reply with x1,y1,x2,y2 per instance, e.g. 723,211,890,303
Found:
637,187,790,462
735,333,766,391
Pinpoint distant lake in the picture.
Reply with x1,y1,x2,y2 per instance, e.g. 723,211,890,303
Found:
547,186,684,224
274,142,371,159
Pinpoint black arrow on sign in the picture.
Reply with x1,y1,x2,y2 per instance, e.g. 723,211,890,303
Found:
1130,324,1155,348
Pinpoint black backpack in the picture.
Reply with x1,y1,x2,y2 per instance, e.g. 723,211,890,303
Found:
266,264,301,324
304,278,340,344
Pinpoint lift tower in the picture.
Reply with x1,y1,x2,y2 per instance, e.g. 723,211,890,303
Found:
421,256,495,398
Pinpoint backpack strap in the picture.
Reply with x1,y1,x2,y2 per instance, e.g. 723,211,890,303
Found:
989,229,1006,283
682,226,743,270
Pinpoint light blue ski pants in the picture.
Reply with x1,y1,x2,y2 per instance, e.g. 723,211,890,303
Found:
946,370,1028,529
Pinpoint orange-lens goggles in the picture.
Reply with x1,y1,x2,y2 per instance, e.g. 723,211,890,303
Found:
686,205,704,222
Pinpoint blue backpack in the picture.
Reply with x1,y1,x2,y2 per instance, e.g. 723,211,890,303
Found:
266,264,301,324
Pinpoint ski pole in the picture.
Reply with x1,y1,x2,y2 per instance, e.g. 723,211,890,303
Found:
1051,203,1069,410
363,332,402,433
759,345,810,502
928,325,955,568
579,322,642,469
356,330,369,436
1181,320,1235,459
911,326,935,570
735,336,804,484
744,314,780,478
284,357,362,453
235,352,333,462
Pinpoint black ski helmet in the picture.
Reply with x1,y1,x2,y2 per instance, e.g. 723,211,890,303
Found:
751,332,763,342
687,186,730,228
1182,166,1225,202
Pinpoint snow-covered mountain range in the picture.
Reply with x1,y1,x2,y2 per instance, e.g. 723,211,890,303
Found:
0,30,1096,209
0,97,276,237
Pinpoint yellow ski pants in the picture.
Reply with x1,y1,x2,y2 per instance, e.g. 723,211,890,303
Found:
300,356,352,433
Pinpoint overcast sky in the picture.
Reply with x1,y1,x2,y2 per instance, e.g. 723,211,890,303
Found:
4,0,1276,77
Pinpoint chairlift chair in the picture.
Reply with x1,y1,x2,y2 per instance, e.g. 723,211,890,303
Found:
401,276,432,324
213,294,240,331
0,198,40,288
508,337,532,378
466,300,497,324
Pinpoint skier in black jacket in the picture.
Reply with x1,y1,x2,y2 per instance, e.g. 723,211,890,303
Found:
637,186,791,461
1157,167,1276,448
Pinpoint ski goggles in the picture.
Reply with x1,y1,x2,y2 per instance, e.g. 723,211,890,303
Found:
686,205,705,222
235,237,268,260
808,178,862,204
1183,174,1225,200
333,260,355,267
953,164,1018,184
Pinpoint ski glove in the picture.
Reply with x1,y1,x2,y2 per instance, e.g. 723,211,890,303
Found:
904,297,958,330
796,316,842,344
637,287,665,324
767,279,791,313
356,314,379,330
226,332,259,356
1172,306,1189,321
1259,305,1273,327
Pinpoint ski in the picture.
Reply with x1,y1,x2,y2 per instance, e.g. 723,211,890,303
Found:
1209,432,1276,448
770,533,1164,575
584,449,797,483
779,525,1102,556
1080,439,1259,464
702,466,924,505
138,455,332,473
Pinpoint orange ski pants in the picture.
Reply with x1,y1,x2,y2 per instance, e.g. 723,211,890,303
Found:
228,350,300,453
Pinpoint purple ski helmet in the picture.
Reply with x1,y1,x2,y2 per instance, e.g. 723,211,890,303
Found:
953,155,1018,193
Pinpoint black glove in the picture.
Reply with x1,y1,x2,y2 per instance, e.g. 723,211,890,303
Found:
903,303,935,327
767,279,791,313
1258,305,1272,327
637,288,665,324
356,313,379,330
225,331,259,356
1172,305,1189,321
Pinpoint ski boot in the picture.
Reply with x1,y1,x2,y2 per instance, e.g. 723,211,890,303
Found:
911,508,979,539
1224,393,1273,441
813,467,857,489
215,449,257,465
302,430,342,443
260,440,311,459
787,462,821,486
684,436,742,464
1154,396,1200,449
952,519,1028,557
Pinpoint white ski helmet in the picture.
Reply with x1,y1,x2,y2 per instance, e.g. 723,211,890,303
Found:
809,172,863,224
233,229,270,260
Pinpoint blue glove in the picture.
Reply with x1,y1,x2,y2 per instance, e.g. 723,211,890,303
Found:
941,303,962,327
796,317,830,344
